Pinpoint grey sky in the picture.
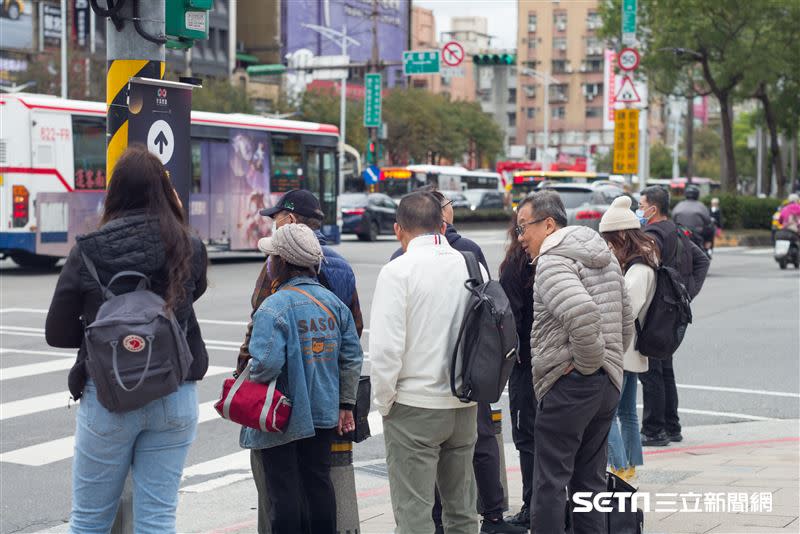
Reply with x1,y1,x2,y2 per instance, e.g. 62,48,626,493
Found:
414,1,518,51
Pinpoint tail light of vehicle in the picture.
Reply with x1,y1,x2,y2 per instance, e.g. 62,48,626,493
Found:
342,208,366,216
575,209,603,220
12,185,29,227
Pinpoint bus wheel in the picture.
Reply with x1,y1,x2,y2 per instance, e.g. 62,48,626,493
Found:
10,253,59,269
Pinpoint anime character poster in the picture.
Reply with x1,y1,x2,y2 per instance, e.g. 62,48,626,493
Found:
229,129,272,250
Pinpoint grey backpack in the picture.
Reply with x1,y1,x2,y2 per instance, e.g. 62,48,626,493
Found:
82,253,194,412
450,252,518,403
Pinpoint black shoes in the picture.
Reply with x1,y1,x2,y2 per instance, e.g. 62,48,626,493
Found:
668,432,684,442
641,431,670,446
505,506,530,529
481,517,528,533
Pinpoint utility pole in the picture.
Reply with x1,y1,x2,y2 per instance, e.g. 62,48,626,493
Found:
370,0,379,163
685,92,694,184
104,0,166,181
60,0,67,98
339,25,349,183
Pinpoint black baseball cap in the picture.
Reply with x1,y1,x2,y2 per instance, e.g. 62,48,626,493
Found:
260,189,324,220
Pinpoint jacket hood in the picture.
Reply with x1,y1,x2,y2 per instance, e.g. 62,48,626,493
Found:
76,212,166,276
537,226,612,269
444,224,460,245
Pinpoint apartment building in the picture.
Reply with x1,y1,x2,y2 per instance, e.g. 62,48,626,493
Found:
516,0,612,158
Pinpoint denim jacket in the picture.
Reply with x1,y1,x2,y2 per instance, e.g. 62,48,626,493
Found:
240,277,363,449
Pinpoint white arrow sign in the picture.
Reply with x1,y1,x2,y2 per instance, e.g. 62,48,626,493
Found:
147,119,175,165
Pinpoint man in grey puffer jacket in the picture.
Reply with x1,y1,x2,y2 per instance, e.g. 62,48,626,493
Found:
515,190,634,533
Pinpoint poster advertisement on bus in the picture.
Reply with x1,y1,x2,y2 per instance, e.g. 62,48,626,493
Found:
228,128,272,250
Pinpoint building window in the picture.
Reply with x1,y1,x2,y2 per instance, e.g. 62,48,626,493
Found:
553,12,567,32
508,112,517,128
587,11,601,30
524,84,537,98
552,106,566,119
509,137,517,146
585,36,603,57
412,79,428,89
582,59,603,73
527,107,536,119
553,37,567,52
508,88,517,103
528,37,537,50
583,83,604,100
524,60,537,70
586,106,602,118
528,13,537,32
549,84,569,102
552,59,568,74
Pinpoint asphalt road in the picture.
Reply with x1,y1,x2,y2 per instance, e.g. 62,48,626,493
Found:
1,229,798,533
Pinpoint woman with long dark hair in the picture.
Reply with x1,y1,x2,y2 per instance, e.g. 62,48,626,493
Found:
243,223,363,534
499,210,536,526
46,145,209,533
599,195,660,481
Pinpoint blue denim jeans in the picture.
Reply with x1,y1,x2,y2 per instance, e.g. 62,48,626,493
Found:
607,371,643,470
70,381,198,534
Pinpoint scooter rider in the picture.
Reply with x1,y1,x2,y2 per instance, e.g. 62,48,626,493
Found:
672,186,714,254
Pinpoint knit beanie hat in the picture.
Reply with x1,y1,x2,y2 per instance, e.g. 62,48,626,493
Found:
599,195,640,233
258,223,323,269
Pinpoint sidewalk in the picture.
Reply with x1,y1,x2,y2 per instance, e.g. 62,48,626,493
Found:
175,419,799,534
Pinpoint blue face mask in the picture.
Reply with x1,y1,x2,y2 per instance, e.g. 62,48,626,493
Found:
635,208,649,226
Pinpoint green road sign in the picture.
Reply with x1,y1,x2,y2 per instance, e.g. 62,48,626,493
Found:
403,50,440,75
622,0,637,45
364,73,382,128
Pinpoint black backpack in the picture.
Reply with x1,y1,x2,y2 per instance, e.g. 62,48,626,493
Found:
633,234,693,360
82,253,194,412
450,252,518,403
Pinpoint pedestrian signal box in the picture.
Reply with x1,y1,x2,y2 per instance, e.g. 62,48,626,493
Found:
165,0,211,48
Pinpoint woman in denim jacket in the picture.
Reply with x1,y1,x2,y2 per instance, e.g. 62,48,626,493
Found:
241,223,363,534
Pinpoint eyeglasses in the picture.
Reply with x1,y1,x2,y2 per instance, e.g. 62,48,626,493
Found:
514,217,548,237
440,199,453,209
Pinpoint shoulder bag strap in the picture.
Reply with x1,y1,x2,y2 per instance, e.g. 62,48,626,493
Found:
460,251,484,288
282,286,338,328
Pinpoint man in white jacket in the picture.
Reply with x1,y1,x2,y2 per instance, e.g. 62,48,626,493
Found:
370,191,484,534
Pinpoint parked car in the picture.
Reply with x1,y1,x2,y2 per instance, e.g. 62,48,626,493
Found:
441,190,471,210
462,189,505,211
340,193,397,241
539,183,626,231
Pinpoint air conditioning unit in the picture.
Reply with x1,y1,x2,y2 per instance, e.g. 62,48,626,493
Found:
565,65,573,73
528,24,537,32
579,65,588,73
557,22,567,32
558,43,567,51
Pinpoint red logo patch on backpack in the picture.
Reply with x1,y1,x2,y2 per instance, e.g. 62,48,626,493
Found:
123,335,146,353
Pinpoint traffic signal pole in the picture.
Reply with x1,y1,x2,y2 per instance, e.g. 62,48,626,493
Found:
103,0,166,181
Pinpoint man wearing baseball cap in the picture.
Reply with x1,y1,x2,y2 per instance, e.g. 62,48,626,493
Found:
239,189,364,534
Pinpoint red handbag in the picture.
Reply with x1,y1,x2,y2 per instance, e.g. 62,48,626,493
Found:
215,366,292,432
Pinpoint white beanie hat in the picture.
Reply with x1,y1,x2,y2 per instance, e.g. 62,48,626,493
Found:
258,223,324,269
599,195,640,233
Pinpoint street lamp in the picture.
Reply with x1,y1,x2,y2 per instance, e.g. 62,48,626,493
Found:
301,24,360,192
520,67,558,170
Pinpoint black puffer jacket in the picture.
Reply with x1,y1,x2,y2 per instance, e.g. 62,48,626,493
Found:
45,212,209,400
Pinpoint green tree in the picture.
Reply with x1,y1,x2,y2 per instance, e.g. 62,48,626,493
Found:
692,126,722,181
599,0,784,194
297,89,367,154
649,142,686,179
191,78,253,114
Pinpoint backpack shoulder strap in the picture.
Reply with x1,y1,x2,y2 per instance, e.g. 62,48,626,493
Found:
460,251,484,286
282,286,338,328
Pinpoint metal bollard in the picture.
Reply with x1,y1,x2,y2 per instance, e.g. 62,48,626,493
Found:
110,477,134,534
331,440,360,534
492,408,509,512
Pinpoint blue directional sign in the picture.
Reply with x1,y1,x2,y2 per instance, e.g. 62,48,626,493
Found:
362,165,380,185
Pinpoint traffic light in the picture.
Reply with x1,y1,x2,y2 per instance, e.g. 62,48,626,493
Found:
165,0,212,49
367,141,377,164
473,54,516,66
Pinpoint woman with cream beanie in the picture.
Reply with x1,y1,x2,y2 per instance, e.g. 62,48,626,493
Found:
599,195,661,481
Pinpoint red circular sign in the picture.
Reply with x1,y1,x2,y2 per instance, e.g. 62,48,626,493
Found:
618,48,640,71
442,41,465,67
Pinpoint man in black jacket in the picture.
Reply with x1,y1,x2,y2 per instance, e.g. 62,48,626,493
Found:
637,186,709,446
391,187,523,534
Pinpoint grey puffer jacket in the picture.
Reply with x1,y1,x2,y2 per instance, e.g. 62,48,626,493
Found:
531,226,634,401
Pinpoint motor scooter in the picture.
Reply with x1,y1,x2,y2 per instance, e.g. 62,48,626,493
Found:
774,229,799,270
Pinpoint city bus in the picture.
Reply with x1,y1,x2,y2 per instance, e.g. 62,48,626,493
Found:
0,93,340,267
373,165,504,199
461,169,502,191
509,170,608,207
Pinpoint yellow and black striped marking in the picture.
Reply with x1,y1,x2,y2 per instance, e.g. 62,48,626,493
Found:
106,59,164,181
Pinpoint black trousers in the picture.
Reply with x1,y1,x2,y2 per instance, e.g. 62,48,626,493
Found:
531,371,619,534
432,401,506,523
509,360,536,510
259,428,337,534
639,357,681,437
